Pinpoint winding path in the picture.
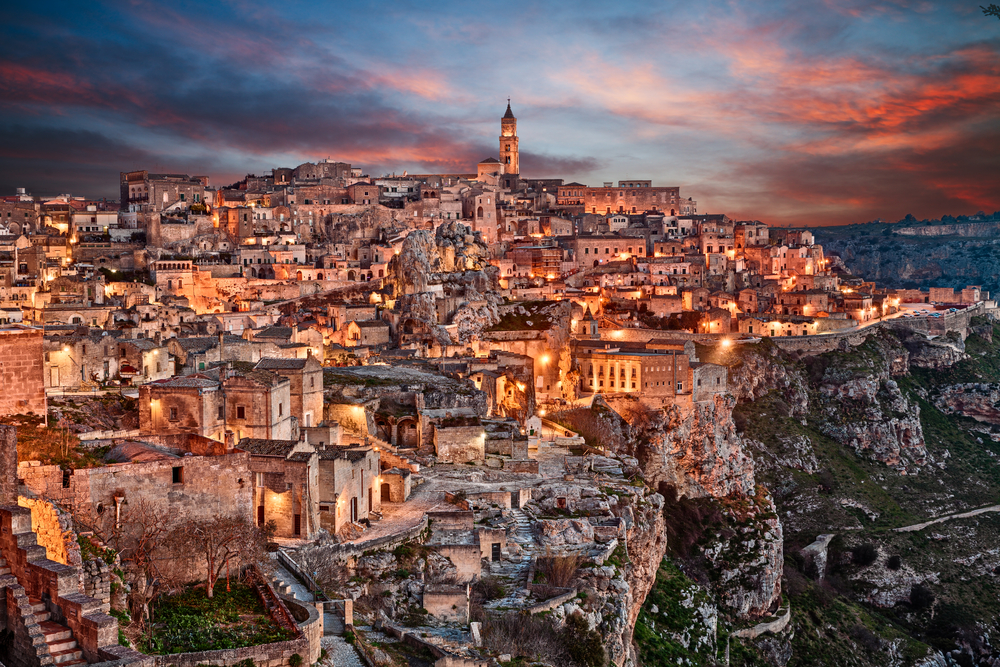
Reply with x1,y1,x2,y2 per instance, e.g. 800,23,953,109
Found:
893,504,1000,533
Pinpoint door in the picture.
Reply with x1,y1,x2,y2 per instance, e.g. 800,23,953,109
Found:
381,483,391,502
491,543,501,562
350,497,358,523
257,505,264,527
50,366,59,387
293,514,301,536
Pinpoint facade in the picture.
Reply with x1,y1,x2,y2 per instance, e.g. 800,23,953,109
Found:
0,325,46,417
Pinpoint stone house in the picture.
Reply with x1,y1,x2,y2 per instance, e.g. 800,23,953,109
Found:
316,445,380,534
344,320,391,348
0,324,46,417
431,415,486,463
119,337,172,384
255,354,324,428
139,366,294,443
238,438,320,540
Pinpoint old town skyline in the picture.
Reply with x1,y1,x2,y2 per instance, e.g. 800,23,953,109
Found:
1,0,998,226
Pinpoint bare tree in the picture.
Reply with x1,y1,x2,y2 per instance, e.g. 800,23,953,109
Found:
984,4,1000,20
171,514,270,599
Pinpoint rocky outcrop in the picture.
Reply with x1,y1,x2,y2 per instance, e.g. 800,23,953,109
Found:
818,376,927,469
535,518,595,546
640,395,756,499
729,344,810,418
934,383,1000,424
567,489,666,667
901,331,967,369
703,491,783,619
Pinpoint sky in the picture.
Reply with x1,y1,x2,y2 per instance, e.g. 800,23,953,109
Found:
1,0,998,226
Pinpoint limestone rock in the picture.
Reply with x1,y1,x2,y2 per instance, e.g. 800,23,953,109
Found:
535,518,594,546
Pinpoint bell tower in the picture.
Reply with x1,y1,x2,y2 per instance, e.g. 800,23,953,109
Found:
499,100,519,176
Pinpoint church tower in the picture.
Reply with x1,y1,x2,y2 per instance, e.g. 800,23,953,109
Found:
499,100,519,176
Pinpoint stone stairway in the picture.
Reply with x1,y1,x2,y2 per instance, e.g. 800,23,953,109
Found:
29,598,87,666
486,508,537,609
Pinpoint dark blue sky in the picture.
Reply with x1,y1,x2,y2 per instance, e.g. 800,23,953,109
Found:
1,0,998,225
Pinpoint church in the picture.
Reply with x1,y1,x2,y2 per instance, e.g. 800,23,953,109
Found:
477,100,520,189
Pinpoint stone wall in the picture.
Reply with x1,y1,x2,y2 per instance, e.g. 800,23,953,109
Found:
0,506,118,664
0,326,46,418
422,583,470,623
16,497,81,568
432,544,481,583
433,425,485,463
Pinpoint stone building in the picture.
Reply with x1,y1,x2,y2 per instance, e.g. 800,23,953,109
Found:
238,438,319,540
572,338,699,401
139,366,294,443
0,324,46,417
255,355,324,428
344,319,391,348
316,444,380,534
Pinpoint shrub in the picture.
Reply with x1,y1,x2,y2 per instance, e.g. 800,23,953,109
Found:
481,612,567,664
849,624,881,653
852,543,878,567
288,654,303,667
536,552,581,588
562,612,605,667
472,576,507,603
887,555,902,571
910,583,935,609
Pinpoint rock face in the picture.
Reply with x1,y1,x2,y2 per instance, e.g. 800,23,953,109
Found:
535,518,595,546
818,376,927,469
729,342,809,418
640,395,756,499
633,393,782,620
570,489,666,667
388,222,503,345
934,383,1000,424
703,492,784,619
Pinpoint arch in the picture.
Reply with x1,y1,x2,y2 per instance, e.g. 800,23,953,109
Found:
347,270,356,281
378,269,384,278
477,206,484,218
296,271,303,281
317,272,324,280
366,272,373,280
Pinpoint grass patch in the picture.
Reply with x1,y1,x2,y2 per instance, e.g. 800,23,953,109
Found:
140,583,293,654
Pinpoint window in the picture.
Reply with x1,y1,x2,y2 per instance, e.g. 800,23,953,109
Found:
169,407,178,420
236,405,246,419
278,403,283,416
172,466,183,484
677,382,683,391
218,405,224,419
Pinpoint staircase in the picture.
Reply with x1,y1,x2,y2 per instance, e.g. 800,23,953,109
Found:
29,598,87,666
486,508,537,609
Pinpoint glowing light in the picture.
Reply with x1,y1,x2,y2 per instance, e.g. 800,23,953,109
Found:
720,339,732,348
539,409,546,417
540,354,550,364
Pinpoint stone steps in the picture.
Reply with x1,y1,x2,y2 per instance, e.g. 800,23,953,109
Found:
33,600,86,665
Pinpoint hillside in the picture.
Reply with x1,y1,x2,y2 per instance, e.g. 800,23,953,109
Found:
811,219,1000,296
621,318,1000,666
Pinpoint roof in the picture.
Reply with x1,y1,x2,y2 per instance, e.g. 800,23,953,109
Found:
255,326,294,339
151,373,218,388
503,102,515,120
352,320,388,328
237,438,301,457
478,157,500,164
255,357,308,370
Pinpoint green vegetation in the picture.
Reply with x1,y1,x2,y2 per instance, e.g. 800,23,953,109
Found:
140,584,292,655
2,413,107,468
636,560,748,666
